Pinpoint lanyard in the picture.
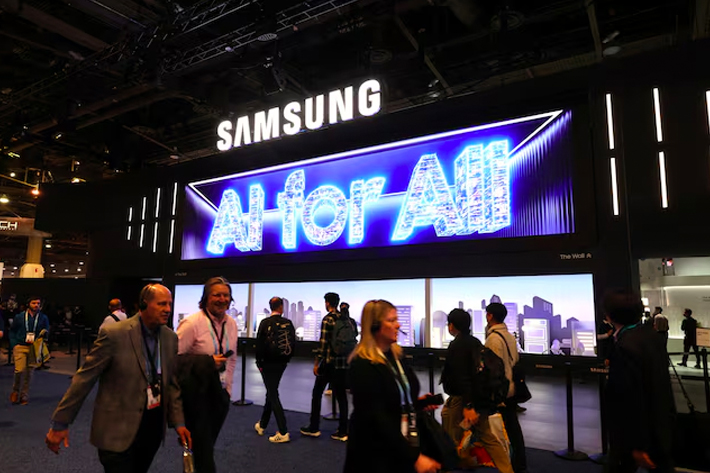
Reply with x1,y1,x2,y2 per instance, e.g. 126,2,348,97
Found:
379,349,413,409
25,311,39,333
142,328,161,385
617,323,639,338
204,311,228,355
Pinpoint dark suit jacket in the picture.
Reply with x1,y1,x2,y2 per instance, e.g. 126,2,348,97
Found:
51,317,185,452
606,324,675,461
344,354,421,473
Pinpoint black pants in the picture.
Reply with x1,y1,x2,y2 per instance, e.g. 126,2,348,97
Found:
98,407,163,473
681,339,700,366
607,435,675,473
184,388,230,473
310,365,348,433
260,362,288,434
501,400,527,473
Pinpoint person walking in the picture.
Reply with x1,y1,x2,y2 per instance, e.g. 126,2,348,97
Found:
45,284,191,473
344,299,441,473
255,296,296,443
9,296,49,405
678,308,700,368
176,276,238,472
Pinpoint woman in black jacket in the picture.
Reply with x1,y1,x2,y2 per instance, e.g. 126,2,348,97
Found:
344,299,440,473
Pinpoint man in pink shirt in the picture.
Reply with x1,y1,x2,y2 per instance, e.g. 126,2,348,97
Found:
176,277,238,473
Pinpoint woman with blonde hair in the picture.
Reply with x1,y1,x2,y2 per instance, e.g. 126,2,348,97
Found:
344,300,441,473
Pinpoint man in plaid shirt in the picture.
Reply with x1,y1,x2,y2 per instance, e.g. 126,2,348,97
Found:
300,292,350,441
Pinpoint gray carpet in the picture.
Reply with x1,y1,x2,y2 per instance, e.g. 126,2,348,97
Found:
0,365,604,473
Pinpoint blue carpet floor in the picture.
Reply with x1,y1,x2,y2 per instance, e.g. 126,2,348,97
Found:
0,365,605,473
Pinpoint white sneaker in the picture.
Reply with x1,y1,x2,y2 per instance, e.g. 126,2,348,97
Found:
254,422,265,436
269,432,290,443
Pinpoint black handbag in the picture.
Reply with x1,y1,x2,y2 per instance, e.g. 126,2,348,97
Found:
492,331,532,404
670,361,710,470
416,411,459,471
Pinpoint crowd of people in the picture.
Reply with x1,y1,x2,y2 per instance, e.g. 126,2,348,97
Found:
0,279,695,472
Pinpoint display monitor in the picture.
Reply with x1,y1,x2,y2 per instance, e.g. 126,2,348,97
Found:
182,110,575,260
429,273,597,356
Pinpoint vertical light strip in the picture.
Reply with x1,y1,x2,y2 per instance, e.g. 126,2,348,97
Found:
126,207,133,240
610,158,620,216
605,93,615,150
171,182,178,216
705,90,710,134
658,151,669,208
168,220,176,254
154,188,162,219
141,196,147,221
152,222,159,253
653,87,664,143
139,223,145,247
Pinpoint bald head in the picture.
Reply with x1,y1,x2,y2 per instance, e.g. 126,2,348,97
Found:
139,284,173,330
108,299,122,312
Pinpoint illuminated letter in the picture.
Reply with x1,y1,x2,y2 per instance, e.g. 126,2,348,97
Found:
305,95,325,130
328,86,354,124
254,107,280,143
207,190,250,254
358,79,381,117
216,120,233,151
392,154,462,241
301,185,348,246
454,145,484,234
234,115,252,147
349,177,385,244
248,185,265,251
277,170,305,249
481,140,511,233
283,101,302,136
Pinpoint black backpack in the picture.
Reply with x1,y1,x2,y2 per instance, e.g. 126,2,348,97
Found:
265,318,296,359
474,346,510,407
331,314,357,357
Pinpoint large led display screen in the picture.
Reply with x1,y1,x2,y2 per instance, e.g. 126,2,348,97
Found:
251,279,426,347
430,274,596,356
181,110,575,260
173,283,250,337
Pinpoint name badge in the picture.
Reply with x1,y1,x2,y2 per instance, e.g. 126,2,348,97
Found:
219,370,228,389
147,386,161,410
401,413,409,437
25,332,35,343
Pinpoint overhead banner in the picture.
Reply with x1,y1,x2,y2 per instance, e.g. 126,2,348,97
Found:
182,110,575,260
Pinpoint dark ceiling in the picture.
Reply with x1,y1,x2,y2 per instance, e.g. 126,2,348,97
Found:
0,0,705,272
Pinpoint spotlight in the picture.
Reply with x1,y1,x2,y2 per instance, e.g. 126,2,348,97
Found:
0,195,9,204
45,243,52,249
31,187,40,196
79,261,84,265
50,263,55,267
9,172,16,177
54,132,63,140
64,269,69,272
71,177,83,184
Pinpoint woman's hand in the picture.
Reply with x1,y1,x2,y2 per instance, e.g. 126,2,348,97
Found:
415,454,441,473
417,393,440,412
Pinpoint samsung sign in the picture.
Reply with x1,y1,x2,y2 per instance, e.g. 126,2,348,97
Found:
216,79,382,151
183,110,576,260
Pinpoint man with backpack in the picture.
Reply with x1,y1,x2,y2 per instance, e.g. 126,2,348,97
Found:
441,309,514,473
255,297,296,443
98,299,127,331
301,292,353,442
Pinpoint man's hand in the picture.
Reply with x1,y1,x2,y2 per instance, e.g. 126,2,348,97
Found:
176,426,192,450
45,428,69,454
463,407,480,426
213,354,227,369
632,450,656,469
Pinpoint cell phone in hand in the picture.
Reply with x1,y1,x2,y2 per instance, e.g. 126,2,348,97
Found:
415,393,444,410
223,350,234,358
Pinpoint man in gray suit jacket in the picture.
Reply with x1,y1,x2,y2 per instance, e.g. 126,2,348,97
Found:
45,284,192,473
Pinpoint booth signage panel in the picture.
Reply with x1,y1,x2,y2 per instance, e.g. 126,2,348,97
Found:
182,110,575,260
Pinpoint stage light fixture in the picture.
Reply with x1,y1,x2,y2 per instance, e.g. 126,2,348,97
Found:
0,195,9,204
31,187,40,196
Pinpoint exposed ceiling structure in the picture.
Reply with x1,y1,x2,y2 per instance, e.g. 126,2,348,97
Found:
0,0,704,268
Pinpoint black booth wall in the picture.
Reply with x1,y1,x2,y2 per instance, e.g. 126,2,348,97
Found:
31,40,710,337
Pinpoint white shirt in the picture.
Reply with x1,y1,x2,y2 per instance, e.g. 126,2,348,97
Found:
485,323,519,398
99,310,127,331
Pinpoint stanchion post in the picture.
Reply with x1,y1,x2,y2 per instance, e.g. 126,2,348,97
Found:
232,339,253,407
554,363,589,461
428,352,435,395
702,348,709,413
66,329,75,355
589,365,609,464
75,330,82,372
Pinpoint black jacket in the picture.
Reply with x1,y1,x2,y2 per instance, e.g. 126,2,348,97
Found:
681,317,698,344
440,333,494,415
606,324,675,457
344,354,421,473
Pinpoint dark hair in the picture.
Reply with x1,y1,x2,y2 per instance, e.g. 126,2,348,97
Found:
684,308,693,317
447,308,471,333
27,296,41,304
199,277,233,310
340,302,350,318
486,302,507,323
603,289,643,326
654,306,663,313
269,296,283,311
324,292,340,309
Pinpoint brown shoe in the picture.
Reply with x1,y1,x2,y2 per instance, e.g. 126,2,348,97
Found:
20,394,29,405
10,391,19,404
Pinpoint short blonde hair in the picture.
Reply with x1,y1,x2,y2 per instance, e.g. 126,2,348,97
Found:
349,299,402,364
